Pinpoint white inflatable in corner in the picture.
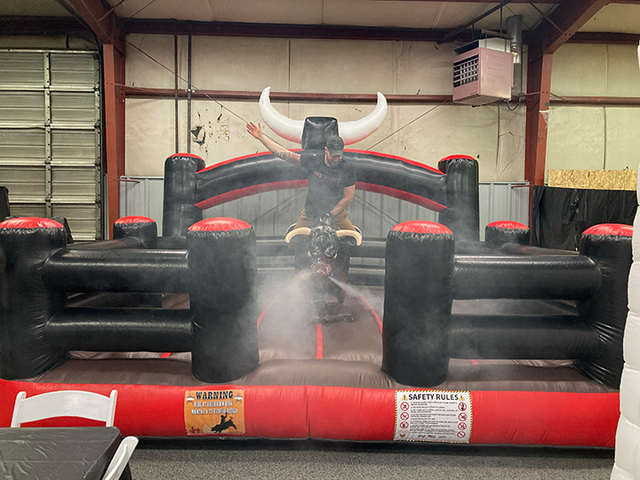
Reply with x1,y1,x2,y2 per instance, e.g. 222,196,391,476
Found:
611,41,640,477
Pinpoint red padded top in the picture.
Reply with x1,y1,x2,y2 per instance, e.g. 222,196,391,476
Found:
188,218,252,232
583,224,633,237
0,217,63,229
391,221,452,235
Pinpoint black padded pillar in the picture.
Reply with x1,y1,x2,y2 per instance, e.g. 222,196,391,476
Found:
0,217,67,379
382,221,455,387
163,153,206,237
188,218,259,382
575,224,633,388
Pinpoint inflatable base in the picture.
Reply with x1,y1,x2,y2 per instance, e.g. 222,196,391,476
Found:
0,287,619,446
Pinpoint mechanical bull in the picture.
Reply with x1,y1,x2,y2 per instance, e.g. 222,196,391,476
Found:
260,86,382,311
285,215,362,306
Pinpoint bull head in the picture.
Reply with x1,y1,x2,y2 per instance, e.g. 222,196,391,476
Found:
258,86,388,145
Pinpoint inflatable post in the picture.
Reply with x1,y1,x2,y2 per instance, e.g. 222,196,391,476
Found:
113,215,158,248
576,224,633,389
0,218,67,379
188,218,259,382
382,221,454,386
163,153,206,237
438,155,479,242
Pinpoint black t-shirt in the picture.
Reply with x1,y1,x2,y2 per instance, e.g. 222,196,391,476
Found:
300,151,356,218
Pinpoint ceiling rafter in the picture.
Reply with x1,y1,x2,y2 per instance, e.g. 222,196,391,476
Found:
67,0,125,52
527,0,610,60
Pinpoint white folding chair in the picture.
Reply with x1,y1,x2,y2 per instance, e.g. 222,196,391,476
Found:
11,389,117,427
102,436,139,480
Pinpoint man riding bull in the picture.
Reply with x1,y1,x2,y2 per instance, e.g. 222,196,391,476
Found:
246,122,356,232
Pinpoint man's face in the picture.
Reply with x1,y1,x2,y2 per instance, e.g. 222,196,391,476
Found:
324,148,342,167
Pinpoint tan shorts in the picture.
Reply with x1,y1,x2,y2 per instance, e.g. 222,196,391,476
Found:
294,209,355,231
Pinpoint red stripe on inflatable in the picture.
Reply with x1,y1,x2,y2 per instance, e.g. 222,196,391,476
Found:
347,150,444,175
315,324,324,359
0,379,618,446
356,183,446,212
583,224,633,237
470,359,480,365
195,180,308,210
439,154,476,163
0,217,64,229
198,150,303,173
486,221,528,230
160,353,172,358
257,294,278,331
169,153,205,161
391,221,452,235
359,294,382,334
188,218,251,232
115,216,155,224
198,150,443,175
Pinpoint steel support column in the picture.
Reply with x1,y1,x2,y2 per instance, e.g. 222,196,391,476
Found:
103,44,125,237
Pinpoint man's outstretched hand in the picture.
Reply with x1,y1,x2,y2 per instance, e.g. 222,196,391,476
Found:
246,122,263,139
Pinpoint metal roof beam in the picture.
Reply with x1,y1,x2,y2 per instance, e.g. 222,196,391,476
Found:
66,0,125,53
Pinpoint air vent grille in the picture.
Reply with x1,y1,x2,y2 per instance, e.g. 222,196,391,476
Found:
453,55,479,88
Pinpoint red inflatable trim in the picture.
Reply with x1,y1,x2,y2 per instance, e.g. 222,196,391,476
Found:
115,216,155,224
392,221,452,235
199,150,303,174
0,379,618,446
486,221,529,230
439,155,477,163
356,182,446,212
195,180,308,210
198,150,443,176
315,324,324,359
188,218,252,232
583,224,633,237
0,217,63,230
348,150,443,175
169,153,205,163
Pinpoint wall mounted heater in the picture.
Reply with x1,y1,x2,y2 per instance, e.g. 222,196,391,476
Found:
453,38,514,106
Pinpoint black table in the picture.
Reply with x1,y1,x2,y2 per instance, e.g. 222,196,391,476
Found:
0,427,123,480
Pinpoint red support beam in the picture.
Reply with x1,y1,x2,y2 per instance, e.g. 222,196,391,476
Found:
524,0,610,227
527,0,611,61
103,45,126,238
525,54,553,187
67,0,125,53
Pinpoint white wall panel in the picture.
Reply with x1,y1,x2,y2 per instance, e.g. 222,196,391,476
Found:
124,35,639,187
546,107,606,173
192,36,290,92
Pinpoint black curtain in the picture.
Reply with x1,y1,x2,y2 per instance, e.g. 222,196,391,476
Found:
531,186,637,250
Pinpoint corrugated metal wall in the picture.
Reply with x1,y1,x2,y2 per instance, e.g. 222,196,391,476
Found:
0,50,101,240
120,177,529,241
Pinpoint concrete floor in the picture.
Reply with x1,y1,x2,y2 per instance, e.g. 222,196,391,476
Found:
129,438,615,480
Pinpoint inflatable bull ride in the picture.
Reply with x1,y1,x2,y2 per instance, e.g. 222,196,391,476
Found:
0,88,631,447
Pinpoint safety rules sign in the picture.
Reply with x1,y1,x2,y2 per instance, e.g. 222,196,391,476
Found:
394,390,472,443
184,389,245,435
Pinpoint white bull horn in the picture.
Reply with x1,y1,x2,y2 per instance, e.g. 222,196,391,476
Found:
339,92,387,145
336,229,363,246
259,87,304,144
259,87,387,146
285,227,311,244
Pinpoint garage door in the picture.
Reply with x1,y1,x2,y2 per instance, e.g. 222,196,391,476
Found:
0,49,102,240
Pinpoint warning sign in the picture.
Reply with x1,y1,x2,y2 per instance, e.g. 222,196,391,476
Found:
184,389,245,435
394,390,472,443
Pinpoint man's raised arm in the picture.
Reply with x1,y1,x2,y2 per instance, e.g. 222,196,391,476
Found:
246,122,300,166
